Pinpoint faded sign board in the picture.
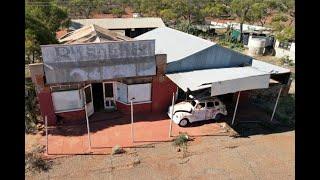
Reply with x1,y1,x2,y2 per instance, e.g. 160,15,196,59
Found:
41,40,156,84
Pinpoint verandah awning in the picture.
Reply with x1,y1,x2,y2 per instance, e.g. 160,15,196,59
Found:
166,66,271,96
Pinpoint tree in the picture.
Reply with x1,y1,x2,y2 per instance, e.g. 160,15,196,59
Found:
26,1,69,32
25,0,69,64
160,9,178,24
230,0,276,42
25,81,39,133
111,7,125,17
270,0,295,42
202,0,231,19
67,0,103,18
249,0,276,26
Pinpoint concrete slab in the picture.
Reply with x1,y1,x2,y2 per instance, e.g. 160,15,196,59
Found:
45,112,229,155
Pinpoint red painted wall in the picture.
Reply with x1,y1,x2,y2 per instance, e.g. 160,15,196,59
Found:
151,75,178,113
233,91,250,105
38,91,57,125
116,101,152,115
36,75,178,125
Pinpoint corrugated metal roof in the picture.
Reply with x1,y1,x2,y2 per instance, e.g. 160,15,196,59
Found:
251,59,290,74
135,27,215,63
166,66,269,92
70,17,165,30
59,24,132,44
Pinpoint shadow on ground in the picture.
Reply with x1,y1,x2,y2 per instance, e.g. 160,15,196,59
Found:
44,112,169,137
223,101,295,137
44,99,294,138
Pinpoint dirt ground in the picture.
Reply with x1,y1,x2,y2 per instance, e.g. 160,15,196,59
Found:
26,128,294,180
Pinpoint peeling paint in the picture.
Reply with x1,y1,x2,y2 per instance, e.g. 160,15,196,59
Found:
41,40,156,84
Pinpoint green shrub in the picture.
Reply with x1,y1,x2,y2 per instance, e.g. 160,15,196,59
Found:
25,81,39,134
173,133,189,147
25,145,50,173
280,56,294,66
112,145,125,155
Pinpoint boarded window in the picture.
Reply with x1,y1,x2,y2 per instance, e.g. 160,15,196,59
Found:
117,82,128,103
52,90,83,112
128,83,151,103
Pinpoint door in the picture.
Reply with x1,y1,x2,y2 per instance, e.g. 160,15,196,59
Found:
103,82,115,109
205,101,217,120
84,84,94,116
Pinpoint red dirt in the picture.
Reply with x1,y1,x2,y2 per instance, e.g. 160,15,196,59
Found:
42,112,229,155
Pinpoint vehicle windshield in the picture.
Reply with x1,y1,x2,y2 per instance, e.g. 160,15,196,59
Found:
191,100,197,107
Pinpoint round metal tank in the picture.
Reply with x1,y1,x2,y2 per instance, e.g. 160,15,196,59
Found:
248,37,266,56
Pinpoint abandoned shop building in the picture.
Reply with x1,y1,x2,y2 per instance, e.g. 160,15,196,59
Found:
29,25,291,126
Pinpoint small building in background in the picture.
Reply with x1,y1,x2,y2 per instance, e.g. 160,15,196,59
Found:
274,40,295,63
69,17,166,38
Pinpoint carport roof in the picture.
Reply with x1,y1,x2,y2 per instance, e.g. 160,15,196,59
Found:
166,66,270,92
251,59,290,74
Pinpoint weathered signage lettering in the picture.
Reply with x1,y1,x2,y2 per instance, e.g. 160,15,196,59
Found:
41,40,156,84
42,40,155,63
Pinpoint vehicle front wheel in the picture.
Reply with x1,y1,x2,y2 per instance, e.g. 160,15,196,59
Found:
214,114,223,121
179,118,189,127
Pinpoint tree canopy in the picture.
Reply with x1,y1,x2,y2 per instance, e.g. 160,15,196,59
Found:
25,0,69,64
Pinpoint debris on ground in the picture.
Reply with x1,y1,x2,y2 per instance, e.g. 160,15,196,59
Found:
112,145,125,155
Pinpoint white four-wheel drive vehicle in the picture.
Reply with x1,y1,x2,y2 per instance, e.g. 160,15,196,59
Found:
168,98,227,127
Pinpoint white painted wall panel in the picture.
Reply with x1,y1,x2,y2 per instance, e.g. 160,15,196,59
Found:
128,83,151,103
116,82,128,103
211,75,270,96
52,90,84,112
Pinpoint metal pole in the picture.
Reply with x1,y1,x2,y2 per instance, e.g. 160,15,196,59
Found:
169,93,175,137
270,86,283,122
232,91,241,125
131,100,134,142
83,91,92,151
45,116,48,155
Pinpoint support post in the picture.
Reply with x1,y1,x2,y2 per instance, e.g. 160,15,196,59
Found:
270,86,283,122
131,99,134,142
83,91,92,151
45,116,48,155
169,93,175,137
232,91,241,125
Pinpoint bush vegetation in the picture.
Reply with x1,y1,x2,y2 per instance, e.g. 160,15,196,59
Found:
25,145,51,173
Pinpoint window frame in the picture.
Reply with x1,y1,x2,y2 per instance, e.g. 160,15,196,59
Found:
206,101,214,108
279,41,292,50
51,89,84,113
116,82,152,105
214,101,220,107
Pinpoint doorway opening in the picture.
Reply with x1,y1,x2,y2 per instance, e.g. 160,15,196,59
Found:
92,83,104,112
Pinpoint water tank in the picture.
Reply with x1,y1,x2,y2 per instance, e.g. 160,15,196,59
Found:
248,37,266,56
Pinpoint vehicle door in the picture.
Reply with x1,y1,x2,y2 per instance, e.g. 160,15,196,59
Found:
205,101,216,120
192,102,206,121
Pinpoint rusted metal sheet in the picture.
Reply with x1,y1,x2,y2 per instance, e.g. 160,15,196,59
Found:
41,40,156,84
